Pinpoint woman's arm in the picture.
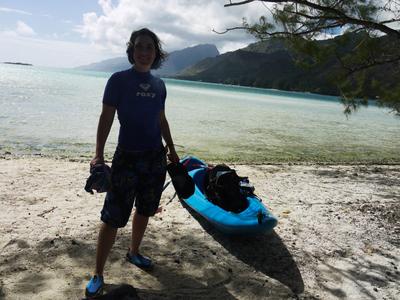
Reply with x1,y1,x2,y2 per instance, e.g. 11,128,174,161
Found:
160,110,179,164
91,104,116,166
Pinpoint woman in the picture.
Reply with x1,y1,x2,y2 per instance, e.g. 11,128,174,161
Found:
85,28,179,297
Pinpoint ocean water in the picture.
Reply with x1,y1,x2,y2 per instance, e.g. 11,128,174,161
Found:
1,64,399,163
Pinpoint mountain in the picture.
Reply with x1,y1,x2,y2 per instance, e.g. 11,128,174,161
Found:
77,57,128,72
76,44,219,76
176,34,398,98
156,44,219,76
176,38,338,95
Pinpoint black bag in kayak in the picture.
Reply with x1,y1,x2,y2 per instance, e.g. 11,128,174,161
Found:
167,162,195,199
204,164,250,213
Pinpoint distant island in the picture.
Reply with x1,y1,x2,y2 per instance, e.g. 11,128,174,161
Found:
3,62,33,66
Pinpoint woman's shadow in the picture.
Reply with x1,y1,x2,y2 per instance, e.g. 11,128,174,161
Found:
180,200,305,295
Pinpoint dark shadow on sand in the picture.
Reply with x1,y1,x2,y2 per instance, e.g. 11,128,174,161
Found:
0,234,237,299
83,284,139,300
179,199,305,295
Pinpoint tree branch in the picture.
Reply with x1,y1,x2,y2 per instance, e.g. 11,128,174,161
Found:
346,55,400,75
224,0,400,37
213,27,248,34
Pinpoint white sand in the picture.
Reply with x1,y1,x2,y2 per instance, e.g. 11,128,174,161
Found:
0,157,399,299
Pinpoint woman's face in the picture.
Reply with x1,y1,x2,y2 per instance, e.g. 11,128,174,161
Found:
133,34,156,72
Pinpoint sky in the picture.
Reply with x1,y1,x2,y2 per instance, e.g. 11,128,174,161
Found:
0,0,270,68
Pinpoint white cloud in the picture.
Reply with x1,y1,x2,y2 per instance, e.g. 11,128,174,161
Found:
219,41,252,53
77,0,272,54
374,0,400,30
16,21,36,36
0,7,32,15
0,1,276,68
0,21,36,38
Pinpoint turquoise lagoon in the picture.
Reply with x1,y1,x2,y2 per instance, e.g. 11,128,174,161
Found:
0,64,399,163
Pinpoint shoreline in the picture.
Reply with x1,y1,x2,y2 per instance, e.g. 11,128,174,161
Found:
2,152,400,166
0,156,399,299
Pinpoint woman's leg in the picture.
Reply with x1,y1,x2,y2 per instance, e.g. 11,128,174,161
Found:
95,222,118,275
129,211,149,255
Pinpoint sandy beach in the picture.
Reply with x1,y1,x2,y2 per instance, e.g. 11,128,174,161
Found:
0,156,399,299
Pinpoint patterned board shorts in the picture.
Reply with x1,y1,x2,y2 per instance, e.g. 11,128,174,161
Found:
100,146,167,228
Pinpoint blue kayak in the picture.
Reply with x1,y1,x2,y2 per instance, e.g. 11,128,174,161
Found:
181,156,278,235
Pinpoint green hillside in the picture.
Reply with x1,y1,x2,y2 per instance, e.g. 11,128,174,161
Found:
176,34,398,99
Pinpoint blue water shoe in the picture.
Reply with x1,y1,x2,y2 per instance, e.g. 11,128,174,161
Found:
126,252,153,269
85,274,104,297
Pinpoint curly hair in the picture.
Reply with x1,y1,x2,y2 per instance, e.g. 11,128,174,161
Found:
126,28,167,69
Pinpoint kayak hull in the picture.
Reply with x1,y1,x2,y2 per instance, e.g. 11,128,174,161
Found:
182,164,278,235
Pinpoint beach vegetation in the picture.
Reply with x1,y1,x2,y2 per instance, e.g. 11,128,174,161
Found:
221,0,400,116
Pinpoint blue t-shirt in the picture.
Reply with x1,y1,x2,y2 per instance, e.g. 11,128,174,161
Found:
103,68,166,151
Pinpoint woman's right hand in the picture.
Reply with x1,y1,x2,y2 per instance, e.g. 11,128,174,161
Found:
90,156,104,167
